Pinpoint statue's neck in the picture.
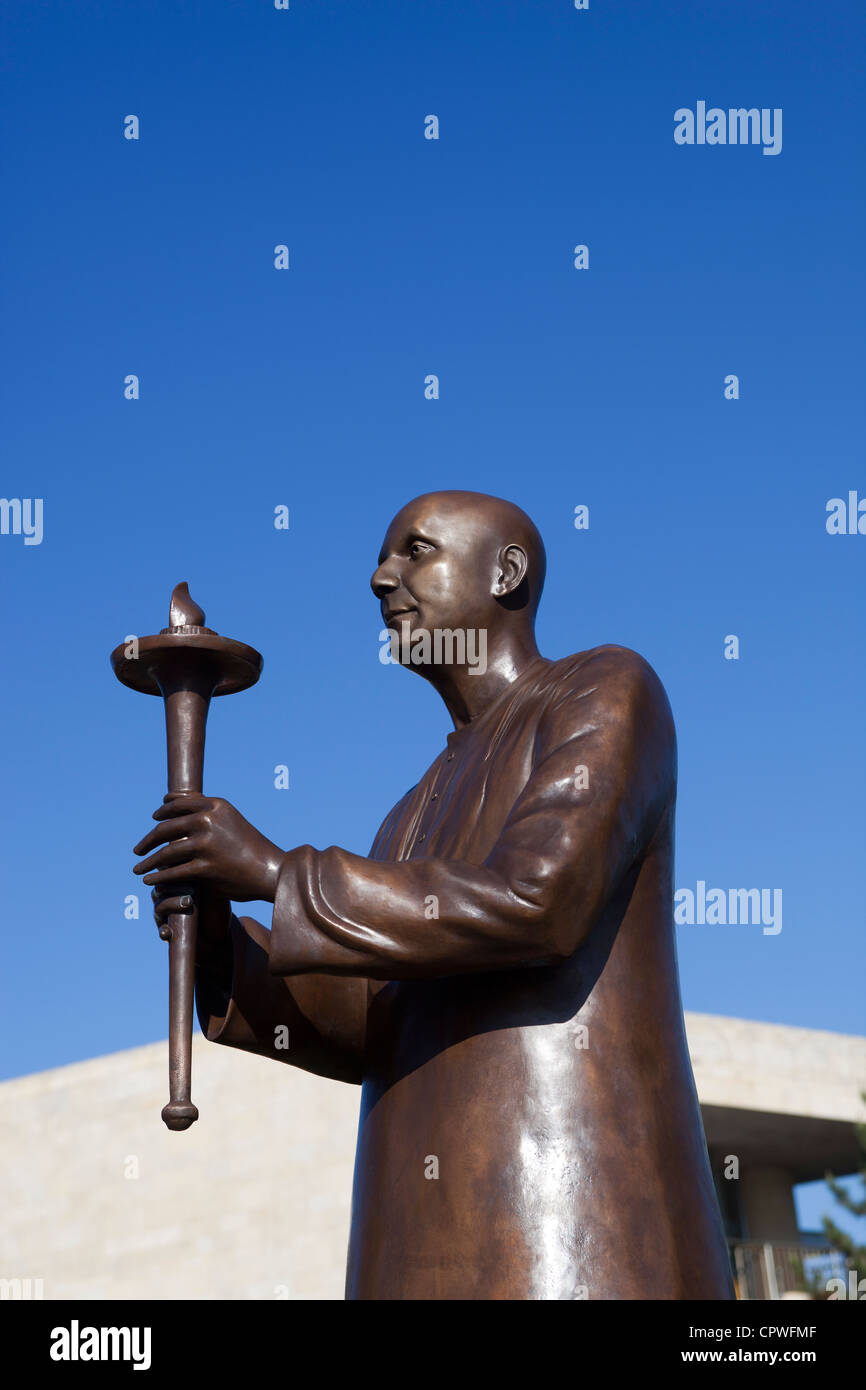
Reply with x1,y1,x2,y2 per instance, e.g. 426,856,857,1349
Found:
427,630,542,730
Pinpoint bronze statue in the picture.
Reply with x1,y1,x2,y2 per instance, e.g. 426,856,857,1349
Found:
131,490,734,1300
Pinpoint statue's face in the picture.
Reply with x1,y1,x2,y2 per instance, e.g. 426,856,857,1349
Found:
371,496,499,660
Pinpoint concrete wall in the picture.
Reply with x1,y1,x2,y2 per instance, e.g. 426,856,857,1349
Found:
685,1012,866,1123
1,1013,864,1300
1,1036,360,1300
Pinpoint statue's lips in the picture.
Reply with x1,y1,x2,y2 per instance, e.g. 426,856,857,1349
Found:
384,608,417,627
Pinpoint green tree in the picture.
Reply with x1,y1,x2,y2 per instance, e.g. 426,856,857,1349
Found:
820,1091,866,1284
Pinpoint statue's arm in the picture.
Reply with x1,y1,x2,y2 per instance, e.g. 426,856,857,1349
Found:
195,912,367,1084
266,647,676,981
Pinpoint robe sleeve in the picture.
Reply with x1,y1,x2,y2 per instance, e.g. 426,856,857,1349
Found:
194,912,367,1083
267,647,675,980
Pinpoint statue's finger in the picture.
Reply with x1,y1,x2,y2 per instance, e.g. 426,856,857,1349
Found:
134,814,200,856
154,893,195,923
153,795,211,820
134,839,202,876
142,861,206,888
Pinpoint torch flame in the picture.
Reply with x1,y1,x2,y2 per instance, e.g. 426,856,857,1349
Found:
169,582,206,631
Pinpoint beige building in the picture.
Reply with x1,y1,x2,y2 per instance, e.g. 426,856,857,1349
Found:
1,1012,864,1300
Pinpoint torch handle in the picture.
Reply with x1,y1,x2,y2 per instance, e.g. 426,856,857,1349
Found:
160,681,213,1131
161,899,200,1131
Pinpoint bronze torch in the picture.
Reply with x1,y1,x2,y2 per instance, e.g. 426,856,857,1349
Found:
111,583,262,1129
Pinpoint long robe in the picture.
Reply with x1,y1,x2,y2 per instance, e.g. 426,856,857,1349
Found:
195,645,734,1300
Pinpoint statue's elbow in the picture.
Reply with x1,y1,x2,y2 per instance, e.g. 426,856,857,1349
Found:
520,892,598,966
507,893,582,967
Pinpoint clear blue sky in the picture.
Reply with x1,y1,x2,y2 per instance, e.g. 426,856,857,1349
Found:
2,2,863,1231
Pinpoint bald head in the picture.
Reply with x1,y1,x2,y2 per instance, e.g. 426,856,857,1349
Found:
371,491,546,704
426,491,545,613
372,490,546,624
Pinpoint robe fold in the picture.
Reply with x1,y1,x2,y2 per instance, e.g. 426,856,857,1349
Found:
196,645,734,1300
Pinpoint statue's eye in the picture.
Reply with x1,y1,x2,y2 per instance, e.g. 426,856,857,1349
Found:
409,541,428,558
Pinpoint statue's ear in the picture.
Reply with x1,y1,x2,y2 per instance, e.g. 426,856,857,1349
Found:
493,543,529,599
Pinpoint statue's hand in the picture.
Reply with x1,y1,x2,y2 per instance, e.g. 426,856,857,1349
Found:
133,792,284,903
151,882,231,946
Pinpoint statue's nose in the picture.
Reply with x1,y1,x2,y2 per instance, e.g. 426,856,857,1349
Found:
371,564,398,598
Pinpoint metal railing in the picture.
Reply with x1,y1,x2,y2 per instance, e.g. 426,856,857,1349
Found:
730,1239,848,1300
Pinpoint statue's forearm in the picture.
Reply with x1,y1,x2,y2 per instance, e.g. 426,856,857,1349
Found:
265,845,601,980
195,914,366,1084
